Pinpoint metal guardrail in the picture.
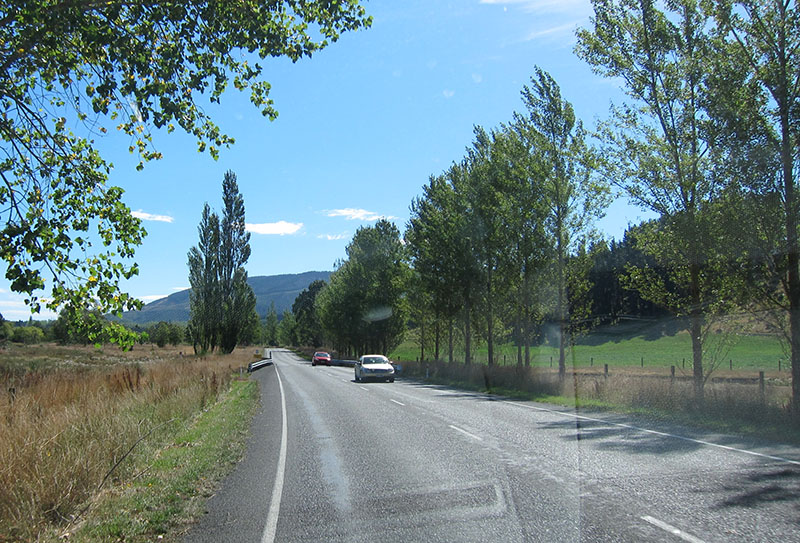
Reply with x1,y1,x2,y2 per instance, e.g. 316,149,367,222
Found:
247,349,273,372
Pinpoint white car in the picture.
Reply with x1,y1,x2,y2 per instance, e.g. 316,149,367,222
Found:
354,354,395,383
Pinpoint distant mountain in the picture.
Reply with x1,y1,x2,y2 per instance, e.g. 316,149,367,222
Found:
120,271,331,325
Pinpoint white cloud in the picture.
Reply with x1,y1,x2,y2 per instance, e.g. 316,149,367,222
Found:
246,221,303,235
140,294,168,302
172,287,189,291
132,210,174,223
326,208,397,222
524,20,584,42
481,0,591,44
443,89,455,99
480,0,590,15
0,299,57,320
318,233,349,241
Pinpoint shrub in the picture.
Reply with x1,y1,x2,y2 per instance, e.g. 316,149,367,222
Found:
11,325,44,345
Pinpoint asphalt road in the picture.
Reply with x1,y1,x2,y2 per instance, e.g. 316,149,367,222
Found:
185,349,800,542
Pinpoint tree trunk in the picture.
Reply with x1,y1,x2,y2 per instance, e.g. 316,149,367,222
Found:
419,319,425,362
557,225,567,379
487,266,494,367
689,261,705,408
464,297,472,366
448,318,454,364
781,97,800,417
434,319,441,362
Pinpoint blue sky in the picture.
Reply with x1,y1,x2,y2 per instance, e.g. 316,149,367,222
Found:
2,0,656,320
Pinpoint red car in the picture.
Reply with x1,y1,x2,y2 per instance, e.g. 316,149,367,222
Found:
311,351,331,366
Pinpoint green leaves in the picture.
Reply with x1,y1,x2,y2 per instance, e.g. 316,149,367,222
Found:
317,220,409,355
0,0,370,344
187,171,256,354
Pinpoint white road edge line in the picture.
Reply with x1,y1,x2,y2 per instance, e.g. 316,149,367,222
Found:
261,364,288,543
358,386,368,391
504,400,800,466
641,515,706,543
390,399,405,406
449,424,483,441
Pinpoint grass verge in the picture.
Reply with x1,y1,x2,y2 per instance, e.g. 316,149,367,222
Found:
56,378,259,542
399,360,800,446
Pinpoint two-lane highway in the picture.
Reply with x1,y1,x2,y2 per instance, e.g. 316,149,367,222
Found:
186,349,800,542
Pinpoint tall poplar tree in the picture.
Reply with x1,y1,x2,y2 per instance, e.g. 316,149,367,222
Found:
187,204,220,354
219,171,254,353
707,0,800,414
187,171,256,354
577,0,725,405
514,67,604,379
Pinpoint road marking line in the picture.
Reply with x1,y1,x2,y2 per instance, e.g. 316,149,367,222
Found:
504,400,800,466
261,364,287,543
390,399,405,406
641,516,706,543
358,386,368,391
449,424,483,441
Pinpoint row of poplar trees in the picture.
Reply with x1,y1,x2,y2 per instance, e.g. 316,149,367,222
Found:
187,171,258,354
405,0,800,414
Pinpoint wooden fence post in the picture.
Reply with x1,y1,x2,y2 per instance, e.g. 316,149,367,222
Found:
759,371,765,404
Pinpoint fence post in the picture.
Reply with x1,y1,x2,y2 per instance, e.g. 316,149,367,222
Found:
759,371,765,404
682,358,685,369
591,357,593,367
641,356,644,368
779,359,782,372
671,366,675,381
730,359,732,371
550,356,553,368
604,364,608,378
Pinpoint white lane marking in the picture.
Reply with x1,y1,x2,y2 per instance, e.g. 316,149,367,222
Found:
390,399,405,406
358,386,368,391
504,400,800,467
641,516,706,543
449,424,483,441
261,364,288,543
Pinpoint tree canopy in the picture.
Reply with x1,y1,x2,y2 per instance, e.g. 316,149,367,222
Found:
0,0,371,343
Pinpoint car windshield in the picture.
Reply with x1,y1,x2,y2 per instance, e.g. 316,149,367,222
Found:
317,352,329,358
362,357,387,365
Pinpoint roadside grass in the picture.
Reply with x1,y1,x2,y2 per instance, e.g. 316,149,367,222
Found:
0,344,260,543
398,359,799,446
64,378,258,543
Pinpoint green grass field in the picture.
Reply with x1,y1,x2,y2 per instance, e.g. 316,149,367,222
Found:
390,323,788,374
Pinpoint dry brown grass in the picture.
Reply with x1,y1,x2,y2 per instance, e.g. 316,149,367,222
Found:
0,343,254,542
401,359,795,439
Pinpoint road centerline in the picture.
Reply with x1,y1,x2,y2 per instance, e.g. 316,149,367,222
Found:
449,424,483,441
390,399,405,406
641,515,706,543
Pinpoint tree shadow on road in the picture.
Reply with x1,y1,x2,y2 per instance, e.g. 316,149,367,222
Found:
715,467,800,522
535,418,706,455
